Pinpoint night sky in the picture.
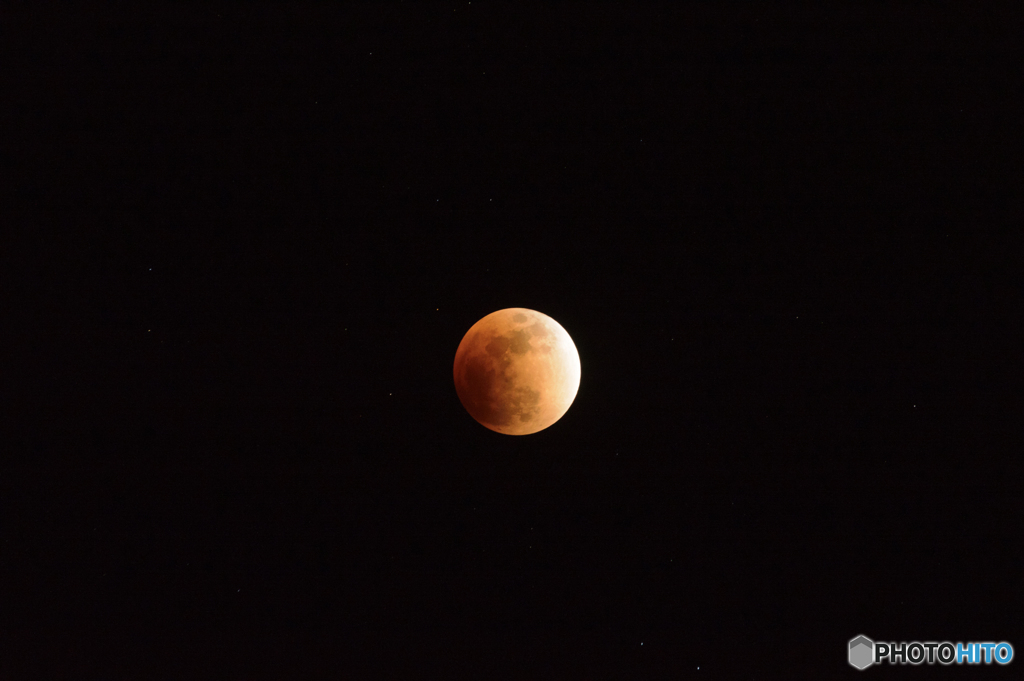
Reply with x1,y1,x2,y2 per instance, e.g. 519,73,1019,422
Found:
3,4,1022,679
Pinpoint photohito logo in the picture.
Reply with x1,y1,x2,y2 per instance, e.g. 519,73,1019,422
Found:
848,635,1014,670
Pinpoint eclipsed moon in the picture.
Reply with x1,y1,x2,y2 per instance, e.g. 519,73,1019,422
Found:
453,308,581,435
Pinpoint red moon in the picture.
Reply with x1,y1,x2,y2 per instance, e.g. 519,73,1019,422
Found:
453,308,581,435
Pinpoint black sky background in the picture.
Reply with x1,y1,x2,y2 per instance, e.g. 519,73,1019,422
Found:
3,3,1023,679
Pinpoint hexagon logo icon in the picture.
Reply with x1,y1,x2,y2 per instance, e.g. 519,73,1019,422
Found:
849,635,874,670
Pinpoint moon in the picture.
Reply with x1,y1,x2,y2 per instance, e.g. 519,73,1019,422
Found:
453,308,581,435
